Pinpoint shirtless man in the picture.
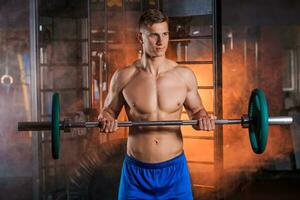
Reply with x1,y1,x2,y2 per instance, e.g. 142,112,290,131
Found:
98,9,215,200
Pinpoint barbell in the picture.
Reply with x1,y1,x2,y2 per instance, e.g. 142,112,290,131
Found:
18,88,293,159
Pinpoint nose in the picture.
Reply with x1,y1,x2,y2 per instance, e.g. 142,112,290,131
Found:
156,35,162,45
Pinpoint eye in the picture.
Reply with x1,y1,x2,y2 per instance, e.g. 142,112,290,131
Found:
149,33,159,40
163,32,169,36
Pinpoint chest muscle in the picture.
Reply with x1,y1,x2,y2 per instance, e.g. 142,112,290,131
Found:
123,74,187,114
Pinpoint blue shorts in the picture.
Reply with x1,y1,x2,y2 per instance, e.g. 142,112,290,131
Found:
118,152,193,200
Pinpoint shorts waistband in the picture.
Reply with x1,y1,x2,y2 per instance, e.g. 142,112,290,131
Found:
124,151,185,169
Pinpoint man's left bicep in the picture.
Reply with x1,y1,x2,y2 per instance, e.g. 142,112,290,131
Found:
184,89,205,117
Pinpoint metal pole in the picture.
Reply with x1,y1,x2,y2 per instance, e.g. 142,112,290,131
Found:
268,116,294,125
88,0,92,109
17,116,294,131
213,0,223,198
30,0,40,199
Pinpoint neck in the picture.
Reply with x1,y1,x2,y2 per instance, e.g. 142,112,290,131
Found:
141,53,166,75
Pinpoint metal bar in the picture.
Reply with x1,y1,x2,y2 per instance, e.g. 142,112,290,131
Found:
18,116,294,131
169,35,213,42
268,116,293,125
213,0,224,197
177,61,213,65
30,0,40,198
98,52,104,109
216,119,241,124
40,63,89,67
50,39,89,42
18,122,51,131
88,0,92,109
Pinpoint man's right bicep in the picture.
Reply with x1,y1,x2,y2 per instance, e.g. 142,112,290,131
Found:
102,90,124,118
102,70,125,118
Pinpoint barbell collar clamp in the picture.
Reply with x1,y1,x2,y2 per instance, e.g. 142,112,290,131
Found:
62,118,71,132
241,115,250,128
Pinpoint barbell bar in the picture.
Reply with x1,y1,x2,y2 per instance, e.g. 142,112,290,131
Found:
18,116,292,131
17,88,293,159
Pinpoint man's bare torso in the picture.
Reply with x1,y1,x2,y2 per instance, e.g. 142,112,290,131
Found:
99,15,214,168
120,59,189,163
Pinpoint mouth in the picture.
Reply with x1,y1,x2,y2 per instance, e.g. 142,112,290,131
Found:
156,47,165,51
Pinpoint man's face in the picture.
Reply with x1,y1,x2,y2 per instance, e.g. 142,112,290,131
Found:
139,21,169,58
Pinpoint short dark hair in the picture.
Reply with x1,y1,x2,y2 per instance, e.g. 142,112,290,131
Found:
139,9,168,30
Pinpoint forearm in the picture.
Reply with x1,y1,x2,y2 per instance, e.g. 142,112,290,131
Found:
191,107,208,119
100,107,117,119
191,108,208,130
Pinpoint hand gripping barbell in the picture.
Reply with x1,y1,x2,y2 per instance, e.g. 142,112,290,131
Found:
18,88,293,159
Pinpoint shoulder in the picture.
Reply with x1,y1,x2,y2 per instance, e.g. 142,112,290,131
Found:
174,65,194,75
111,61,138,90
165,59,197,83
164,59,193,75
173,65,196,80
172,65,197,90
113,64,136,80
